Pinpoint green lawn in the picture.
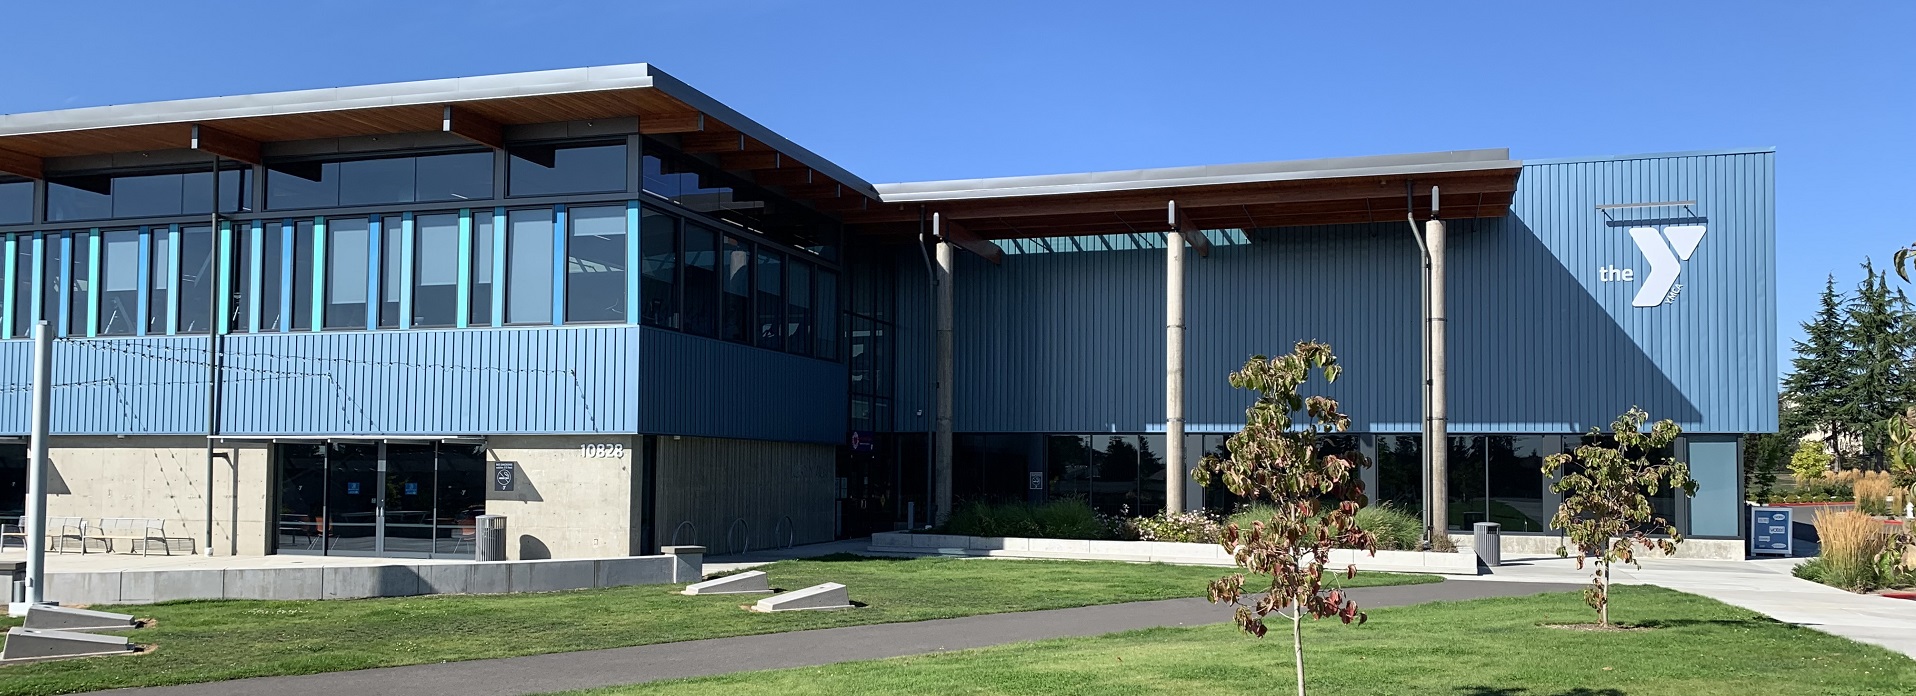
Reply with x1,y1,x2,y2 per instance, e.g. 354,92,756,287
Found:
574,586,1916,696
0,555,1432,695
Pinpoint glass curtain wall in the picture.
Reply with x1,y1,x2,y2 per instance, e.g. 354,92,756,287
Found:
566,205,626,323
274,441,485,558
99,229,139,335
413,213,460,327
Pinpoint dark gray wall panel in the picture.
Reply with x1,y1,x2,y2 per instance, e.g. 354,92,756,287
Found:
638,328,846,444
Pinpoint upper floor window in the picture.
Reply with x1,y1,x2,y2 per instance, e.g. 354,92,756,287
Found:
47,168,251,222
0,180,31,225
507,143,626,197
268,151,493,211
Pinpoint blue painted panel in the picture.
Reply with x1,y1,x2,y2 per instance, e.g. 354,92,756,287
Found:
0,327,642,436
896,150,1775,435
1687,435,1741,537
639,328,847,444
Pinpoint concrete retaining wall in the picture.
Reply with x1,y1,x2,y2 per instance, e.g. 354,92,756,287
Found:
42,550,701,605
868,532,1482,575
1466,532,1747,561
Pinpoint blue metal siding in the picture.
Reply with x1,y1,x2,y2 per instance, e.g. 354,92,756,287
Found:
897,150,1776,435
639,328,847,444
1,327,642,436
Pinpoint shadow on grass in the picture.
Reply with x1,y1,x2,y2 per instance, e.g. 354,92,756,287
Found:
1629,617,1781,630
1459,688,1626,696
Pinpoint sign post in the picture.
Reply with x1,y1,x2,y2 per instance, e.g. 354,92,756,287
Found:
1750,506,1793,557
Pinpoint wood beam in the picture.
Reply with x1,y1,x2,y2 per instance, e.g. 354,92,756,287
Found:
190,124,262,165
680,132,745,154
639,111,705,135
842,172,1519,224
442,105,504,149
1167,200,1212,258
816,196,870,213
935,215,1004,265
755,167,816,187
720,151,782,171
0,147,43,179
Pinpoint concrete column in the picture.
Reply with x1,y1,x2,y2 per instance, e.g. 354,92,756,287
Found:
934,238,955,523
1426,216,1449,540
1165,232,1186,513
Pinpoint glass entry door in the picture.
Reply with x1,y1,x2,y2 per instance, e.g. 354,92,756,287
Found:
274,441,486,558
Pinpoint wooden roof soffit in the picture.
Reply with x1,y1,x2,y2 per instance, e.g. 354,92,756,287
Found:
189,124,261,166
0,147,43,179
442,105,504,149
639,111,705,135
933,213,1003,265
1166,200,1212,258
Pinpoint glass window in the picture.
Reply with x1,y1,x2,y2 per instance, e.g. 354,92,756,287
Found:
260,223,285,332
416,152,494,203
508,143,626,197
68,232,90,334
268,163,341,210
100,230,139,336
414,213,460,327
1374,435,1421,512
1047,435,1093,502
178,225,215,334
269,153,492,211
565,205,627,324
292,221,315,331
849,315,874,395
721,235,750,343
0,181,30,225
1487,436,1548,533
148,232,169,334
339,158,416,207
681,224,717,337
41,235,65,334
754,248,782,350
471,213,494,326
815,269,838,359
9,239,31,337
506,208,554,324
785,261,811,354
1445,436,1486,531
1090,435,1141,514
230,225,250,333
324,218,370,329
47,169,250,222
638,208,677,329
380,217,404,328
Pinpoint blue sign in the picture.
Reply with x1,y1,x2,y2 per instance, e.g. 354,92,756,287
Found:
1751,506,1793,557
346,481,361,495
404,482,419,496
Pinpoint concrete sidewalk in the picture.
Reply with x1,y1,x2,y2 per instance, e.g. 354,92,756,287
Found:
1475,553,1916,659
95,580,1575,696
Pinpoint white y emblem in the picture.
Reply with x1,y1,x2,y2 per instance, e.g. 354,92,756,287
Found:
1626,225,1705,307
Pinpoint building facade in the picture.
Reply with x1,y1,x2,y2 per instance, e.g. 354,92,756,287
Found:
0,64,1774,559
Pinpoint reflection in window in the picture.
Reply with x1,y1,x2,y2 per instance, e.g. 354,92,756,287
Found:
1487,436,1548,532
380,216,404,328
721,235,750,343
1446,436,1486,531
231,225,251,333
508,143,626,197
100,230,139,335
849,315,874,395
148,233,170,334
291,221,316,331
785,261,811,354
1374,435,1421,512
47,169,251,222
1047,435,1093,503
324,219,369,330
565,205,626,323
682,224,718,337
414,213,460,327
269,153,492,210
177,226,216,334
8,239,30,337
754,249,782,350
68,232,90,335
471,213,494,326
815,269,838,359
41,235,65,334
639,208,677,329
259,223,285,332
506,208,554,324
0,181,31,225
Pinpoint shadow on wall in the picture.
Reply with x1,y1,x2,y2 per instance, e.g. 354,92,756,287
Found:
518,535,552,560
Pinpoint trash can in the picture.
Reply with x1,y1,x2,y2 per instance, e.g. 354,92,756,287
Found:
2,560,24,603
1472,521,1501,567
475,515,507,562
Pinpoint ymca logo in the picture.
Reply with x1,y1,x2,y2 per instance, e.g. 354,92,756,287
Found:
1597,224,1705,307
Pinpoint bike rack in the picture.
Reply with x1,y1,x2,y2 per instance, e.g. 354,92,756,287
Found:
670,520,697,548
727,518,751,556
772,516,796,550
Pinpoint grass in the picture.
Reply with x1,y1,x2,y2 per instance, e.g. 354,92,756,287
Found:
0,555,1433,695
570,586,1916,696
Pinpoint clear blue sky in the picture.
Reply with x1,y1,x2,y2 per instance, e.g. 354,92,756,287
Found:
2,1,1910,376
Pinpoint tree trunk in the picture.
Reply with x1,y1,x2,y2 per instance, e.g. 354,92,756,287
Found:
1599,561,1610,627
1292,599,1307,696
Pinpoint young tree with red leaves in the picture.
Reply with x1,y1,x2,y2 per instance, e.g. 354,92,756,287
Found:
1543,407,1696,627
1194,341,1374,696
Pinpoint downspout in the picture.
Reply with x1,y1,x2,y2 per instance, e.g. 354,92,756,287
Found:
1405,183,1432,548
916,205,935,528
205,155,223,557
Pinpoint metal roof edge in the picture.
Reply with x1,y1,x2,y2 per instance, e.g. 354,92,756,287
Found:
874,149,1518,203
1522,147,1775,166
639,66,881,199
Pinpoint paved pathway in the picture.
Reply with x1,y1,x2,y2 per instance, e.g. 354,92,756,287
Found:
96,580,1574,696
1473,553,1916,659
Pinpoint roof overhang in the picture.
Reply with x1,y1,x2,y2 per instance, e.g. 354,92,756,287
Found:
850,149,1522,241
0,63,879,207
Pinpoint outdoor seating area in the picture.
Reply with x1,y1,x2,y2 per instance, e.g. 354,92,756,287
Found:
0,516,191,556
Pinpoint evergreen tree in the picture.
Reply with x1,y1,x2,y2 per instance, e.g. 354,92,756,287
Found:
1782,276,1855,468
1845,261,1916,467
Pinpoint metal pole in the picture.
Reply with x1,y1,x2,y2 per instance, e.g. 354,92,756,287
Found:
1426,187,1449,545
1404,183,1433,547
915,207,935,528
1164,215,1186,514
932,215,955,525
204,156,223,557
21,322,52,610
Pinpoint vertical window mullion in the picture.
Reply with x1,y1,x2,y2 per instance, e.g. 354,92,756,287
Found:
1,235,15,339
551,204,566,327
366,215,382,332
28,233,43,330
248,221,263,333
279,220,295,333
490,207,505,328
134,227,150,337
456,209,472,329
399,212,415,330
55,232,71,337
165,225,181,335
216,222,232,335
310,216,326,332
84,229,101,337
625,200,639,325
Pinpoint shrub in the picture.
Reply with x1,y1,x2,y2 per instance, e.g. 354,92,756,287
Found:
1856,472,1897,516
1228,503,1419,550
1033,498,1108,539
1811,510,1891,591
941,498,1109,540
1789,441,1832,483
1116,510,1223,543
